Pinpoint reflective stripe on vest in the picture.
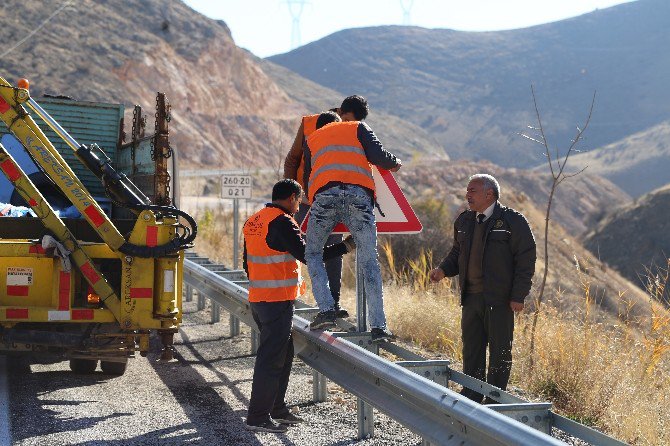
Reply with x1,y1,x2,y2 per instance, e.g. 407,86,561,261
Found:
296,114,319,188
306,121,375,203
247,253,295,264
243,206,304,302
249,278,301,288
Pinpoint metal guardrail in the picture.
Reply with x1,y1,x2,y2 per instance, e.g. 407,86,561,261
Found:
182,255,626,446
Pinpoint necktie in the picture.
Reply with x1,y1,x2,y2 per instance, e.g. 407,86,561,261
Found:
477,214,485,224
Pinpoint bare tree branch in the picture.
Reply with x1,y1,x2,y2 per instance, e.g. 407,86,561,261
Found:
518,133,546,146
521,86,595,372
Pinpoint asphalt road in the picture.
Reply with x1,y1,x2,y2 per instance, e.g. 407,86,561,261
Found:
2,299,421,446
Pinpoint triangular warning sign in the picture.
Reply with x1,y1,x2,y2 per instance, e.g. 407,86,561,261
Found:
300,167,422,234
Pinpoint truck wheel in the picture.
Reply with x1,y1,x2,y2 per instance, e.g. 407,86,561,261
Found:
100,359,128,376
70,358,97,374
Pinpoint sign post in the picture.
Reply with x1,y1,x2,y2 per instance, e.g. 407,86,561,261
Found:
300,167,422,440
219,173,252,269
219,173,252,332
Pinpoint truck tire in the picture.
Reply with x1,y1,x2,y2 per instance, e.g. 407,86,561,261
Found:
100,359,128,376
70,358,97,374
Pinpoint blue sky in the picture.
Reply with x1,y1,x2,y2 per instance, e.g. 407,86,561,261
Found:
183,0,635,57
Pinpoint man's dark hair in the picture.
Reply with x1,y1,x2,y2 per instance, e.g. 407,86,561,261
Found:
340,95,369,120
316,111,341,129
272,179,302,201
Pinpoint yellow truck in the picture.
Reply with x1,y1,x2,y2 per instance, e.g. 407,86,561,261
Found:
0,78,196,375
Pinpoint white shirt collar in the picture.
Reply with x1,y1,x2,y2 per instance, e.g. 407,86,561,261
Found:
477,201,496,222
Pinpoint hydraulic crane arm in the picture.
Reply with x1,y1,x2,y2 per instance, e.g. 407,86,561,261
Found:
0,78,196,257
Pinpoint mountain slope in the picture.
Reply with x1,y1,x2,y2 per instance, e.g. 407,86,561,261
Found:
566,120,670,197
269,0,670,175
583,184,670,288
0,0,442,170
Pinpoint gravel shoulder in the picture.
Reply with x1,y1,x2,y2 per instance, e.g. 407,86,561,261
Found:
6,300,422,445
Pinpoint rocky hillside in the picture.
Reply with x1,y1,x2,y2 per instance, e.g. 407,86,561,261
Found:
566,120,670,197
583,184,670,291
0,0,441,169
269,0,670,179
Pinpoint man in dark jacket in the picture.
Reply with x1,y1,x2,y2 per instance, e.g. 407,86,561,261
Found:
429,174,536,403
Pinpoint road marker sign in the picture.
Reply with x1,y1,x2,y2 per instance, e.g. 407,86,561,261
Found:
220,174,252,199
300,167,422,234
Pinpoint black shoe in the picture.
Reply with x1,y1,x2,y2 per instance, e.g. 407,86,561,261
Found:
371,327,396,343
334,304,349,318
309,310,337,330
245,419,288,433
271,412,304,424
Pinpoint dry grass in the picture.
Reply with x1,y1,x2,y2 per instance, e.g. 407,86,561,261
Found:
195,208,670,445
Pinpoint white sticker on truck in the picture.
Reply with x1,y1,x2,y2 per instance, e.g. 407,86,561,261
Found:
7,267,33,286
163,270,175,293
48,311,71,321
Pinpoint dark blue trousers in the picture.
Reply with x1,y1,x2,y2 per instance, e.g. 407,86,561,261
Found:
247,300,295,424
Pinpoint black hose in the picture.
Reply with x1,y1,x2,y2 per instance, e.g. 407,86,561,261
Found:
116,202,198,258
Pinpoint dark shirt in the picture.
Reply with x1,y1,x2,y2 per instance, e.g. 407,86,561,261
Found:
303,122,400,198
243,203,348,274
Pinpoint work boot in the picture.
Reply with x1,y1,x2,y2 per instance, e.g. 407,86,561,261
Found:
309,310,337,330
271,411,304,425
245,418,288,433
334,303,349,318
371,327,396,343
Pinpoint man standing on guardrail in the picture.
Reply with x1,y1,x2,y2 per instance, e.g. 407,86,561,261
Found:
429,174,536,403
303,103,402,343
243,179,355,433
284,96,369,320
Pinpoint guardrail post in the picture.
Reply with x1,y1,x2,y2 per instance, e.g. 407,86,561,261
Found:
230,313,240,336
354,253,374,439
358,399,374,439
211,301,220,323
312,369,328,402
184,284,193,302
197,290,206,311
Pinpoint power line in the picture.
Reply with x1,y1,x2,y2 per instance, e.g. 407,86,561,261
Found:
0,0,76,58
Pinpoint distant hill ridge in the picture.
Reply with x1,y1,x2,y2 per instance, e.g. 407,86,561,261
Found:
269,0,670,182
566,120,670,197
584,183,670,287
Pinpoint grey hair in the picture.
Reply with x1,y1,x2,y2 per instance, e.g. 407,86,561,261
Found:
469,174,500,200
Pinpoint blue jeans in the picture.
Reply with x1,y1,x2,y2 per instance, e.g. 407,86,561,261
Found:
305,185,387,329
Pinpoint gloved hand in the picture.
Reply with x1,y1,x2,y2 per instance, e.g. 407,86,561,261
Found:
343,235,356,252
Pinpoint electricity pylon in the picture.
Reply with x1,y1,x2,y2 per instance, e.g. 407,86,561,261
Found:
284,0,308,49
399,0,415,25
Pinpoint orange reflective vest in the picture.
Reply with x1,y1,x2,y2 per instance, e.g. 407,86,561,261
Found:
306,121,375,203
243,206,305,302
296,114,319,189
